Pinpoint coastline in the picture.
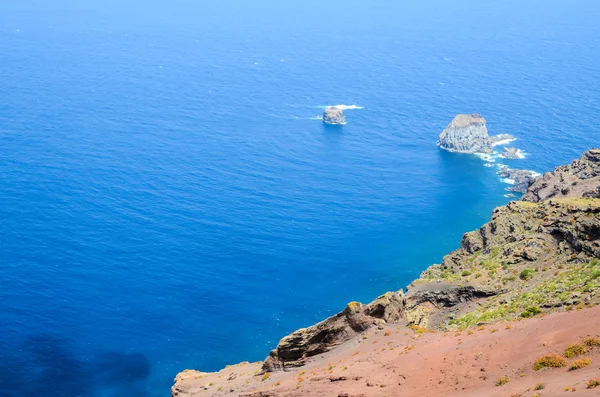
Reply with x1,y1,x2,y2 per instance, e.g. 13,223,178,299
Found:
171,149,600,396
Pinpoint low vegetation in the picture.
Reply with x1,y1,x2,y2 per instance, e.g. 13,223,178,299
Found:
533,354,566,370
519,268,535,281
568,358,591,371
583,336,600,347
495,376,510,386
563,343,587,358
587,378,600,389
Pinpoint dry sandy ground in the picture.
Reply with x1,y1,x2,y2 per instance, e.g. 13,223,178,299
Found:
173,306,600,397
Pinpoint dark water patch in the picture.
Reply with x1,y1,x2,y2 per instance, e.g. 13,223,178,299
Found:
0,335,150,396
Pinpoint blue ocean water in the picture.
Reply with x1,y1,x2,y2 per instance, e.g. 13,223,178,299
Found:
1,0,599,395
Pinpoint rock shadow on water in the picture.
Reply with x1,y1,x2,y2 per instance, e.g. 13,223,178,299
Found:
0,334,151,397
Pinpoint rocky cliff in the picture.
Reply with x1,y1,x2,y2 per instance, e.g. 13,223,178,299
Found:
172,149,600,397
522,148,600,202
437,114,514,154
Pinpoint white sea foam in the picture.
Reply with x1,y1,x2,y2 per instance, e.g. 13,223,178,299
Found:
320,105,365,110
309,116,323,120
501,178,516,185
483,163,495,168
474,153,495,162
492,138,517,146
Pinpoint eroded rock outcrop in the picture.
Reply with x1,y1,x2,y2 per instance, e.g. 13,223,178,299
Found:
437,114,514,154
497,167,539,193
262,291,406,372
322,107,345,125
522,149,600,202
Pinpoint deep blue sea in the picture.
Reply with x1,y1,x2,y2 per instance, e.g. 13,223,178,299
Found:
1,0,599,395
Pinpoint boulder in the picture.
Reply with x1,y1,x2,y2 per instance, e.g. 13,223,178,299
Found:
501,147,522,159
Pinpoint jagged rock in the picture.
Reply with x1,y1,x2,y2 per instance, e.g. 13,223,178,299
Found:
436,114,514,154
262,291,406,372
501,147,522,159
522,149,600,202
407,284,502,308
323,107,345,125
497,167,540,193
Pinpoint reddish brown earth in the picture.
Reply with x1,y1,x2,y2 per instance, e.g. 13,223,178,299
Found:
172,305,600,397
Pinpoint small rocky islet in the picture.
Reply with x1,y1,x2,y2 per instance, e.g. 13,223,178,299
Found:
322,106,346,125
171,120,600,397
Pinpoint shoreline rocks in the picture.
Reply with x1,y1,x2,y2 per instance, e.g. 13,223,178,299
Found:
437,114,514,154
322,107,345,125
497,167,540,193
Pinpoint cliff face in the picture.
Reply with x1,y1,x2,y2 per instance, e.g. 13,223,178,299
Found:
172,149,600,397
437,114,514,154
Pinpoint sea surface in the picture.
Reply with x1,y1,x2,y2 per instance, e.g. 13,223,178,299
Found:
1,0,599,395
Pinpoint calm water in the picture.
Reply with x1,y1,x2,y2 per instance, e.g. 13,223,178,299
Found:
1,0,599,395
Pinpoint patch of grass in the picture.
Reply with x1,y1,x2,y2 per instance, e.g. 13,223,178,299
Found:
568,358,591,370
495,376,510,386
520,268,535,281
520,306,542,318
461,270,473,277
533,354,566,370
564,343,587,358
261,372,271,381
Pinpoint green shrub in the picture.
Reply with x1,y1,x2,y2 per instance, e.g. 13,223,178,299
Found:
520,268,535,281
461,270,472,277
520,306,542,318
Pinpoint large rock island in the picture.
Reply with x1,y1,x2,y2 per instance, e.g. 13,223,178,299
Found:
437,113,514,154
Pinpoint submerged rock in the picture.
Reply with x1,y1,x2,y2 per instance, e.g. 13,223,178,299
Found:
323,107,345,125
497,167,539,193
501,147,522,159
437,114,514,154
